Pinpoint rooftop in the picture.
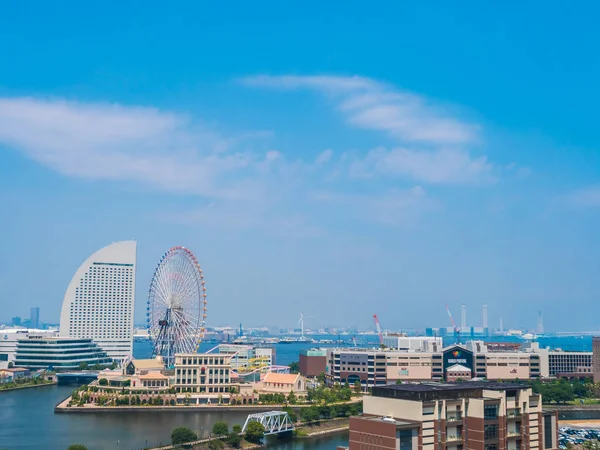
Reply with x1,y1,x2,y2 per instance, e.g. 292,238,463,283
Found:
131,359,164,369
372,381,530,402
383,381,528,393
263,373,300,384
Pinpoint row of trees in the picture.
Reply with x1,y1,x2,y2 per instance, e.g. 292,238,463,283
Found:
530,378,594,404
307,382,355,403
297,402,362,423
170,422,265,447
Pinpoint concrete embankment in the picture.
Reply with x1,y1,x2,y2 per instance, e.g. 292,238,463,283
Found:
296,418,350,438
0,381,56,393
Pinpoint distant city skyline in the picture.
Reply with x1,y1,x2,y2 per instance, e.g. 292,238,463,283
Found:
1,3,599,331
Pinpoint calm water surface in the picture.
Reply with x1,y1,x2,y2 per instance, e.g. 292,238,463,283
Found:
0,384,347,450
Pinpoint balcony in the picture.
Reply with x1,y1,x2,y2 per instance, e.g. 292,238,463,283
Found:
507,431,521,438
447,435,463,443
507,409,521,419
446,414,463,422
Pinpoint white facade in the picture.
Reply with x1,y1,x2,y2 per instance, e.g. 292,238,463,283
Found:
59,241,137,360
383,335,442,352
0,328,58,368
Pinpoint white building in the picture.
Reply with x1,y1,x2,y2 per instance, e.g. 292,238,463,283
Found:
382,335,442,352
0,328,58,368
59,241,137,360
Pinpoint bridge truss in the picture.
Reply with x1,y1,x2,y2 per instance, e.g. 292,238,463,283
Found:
242,411,295,435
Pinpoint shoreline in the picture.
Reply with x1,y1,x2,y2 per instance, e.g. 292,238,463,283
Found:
0,381,56,393
55,395,362,414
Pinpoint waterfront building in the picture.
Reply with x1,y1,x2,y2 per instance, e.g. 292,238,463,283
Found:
299,348,327,377
13,336,112,370
258,373,306,398
124,358,165,376
59,241,137,360
0,367,31,382
326,342,595,388
0,328,59,367
173,353,235,404
382,335,442,352
29,307,40,329
349,381,558,450
210,344,275,374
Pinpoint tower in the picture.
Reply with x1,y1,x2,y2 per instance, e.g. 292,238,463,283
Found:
59,241,137,360
461,303,466,331
482,304,488,329
537,311,544,334
29,307,40,329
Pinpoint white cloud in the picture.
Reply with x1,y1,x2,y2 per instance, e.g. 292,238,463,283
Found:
315,149,334,166
349,147,493,184
0,97,272,200
242,75,477,145
566,187,600,207
310,186,436,225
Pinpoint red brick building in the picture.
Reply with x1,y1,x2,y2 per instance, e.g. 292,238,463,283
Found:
348,381,558,450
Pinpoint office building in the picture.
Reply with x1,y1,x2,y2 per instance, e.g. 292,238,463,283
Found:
349,381,558,450
300,348,327,377
59,241,137,360
29,307,40,329
11,317,21,327
14,336,112,370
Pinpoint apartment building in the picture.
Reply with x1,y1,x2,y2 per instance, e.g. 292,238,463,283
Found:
349,381,558,450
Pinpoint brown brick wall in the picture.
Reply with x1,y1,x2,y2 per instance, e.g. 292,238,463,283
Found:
349,416,397,450
299,354,326,377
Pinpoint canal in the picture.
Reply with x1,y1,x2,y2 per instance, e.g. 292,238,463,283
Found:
0,384,348,450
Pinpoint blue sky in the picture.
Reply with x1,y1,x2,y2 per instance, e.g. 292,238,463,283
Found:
1,2,599,331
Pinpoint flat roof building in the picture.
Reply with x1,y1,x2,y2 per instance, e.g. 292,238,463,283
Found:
14,336,112,370
350,381,558,450
300,349,327,378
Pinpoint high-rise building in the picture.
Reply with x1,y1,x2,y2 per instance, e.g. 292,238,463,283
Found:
29,307,40,329
59,241,137,360
11,317,21,327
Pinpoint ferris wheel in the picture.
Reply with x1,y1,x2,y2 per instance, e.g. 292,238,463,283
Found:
147,246,207,368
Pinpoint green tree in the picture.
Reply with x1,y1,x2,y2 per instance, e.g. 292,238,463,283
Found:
7,362,14,369
98,378,108,386
288,390,297,404
212,421,229,437
317,372,326,384
232,424,242,434
283,406,298,424
353,380,362,394
288,361,299,374
78,362,89,370
226,432,242,448
207,440,224,450
170,427,198,445
302,405,320,423
67,445,88,450
244,421,265,443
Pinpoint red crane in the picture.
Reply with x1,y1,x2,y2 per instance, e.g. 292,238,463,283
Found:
445,304,461,343
373,314,383,346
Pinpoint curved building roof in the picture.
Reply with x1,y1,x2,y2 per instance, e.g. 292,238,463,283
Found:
59,241,137,360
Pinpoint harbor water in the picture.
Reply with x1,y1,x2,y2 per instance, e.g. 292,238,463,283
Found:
0,335,593,449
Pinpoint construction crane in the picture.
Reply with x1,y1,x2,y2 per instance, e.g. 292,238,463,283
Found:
373,314,384,346
445,304,461,343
